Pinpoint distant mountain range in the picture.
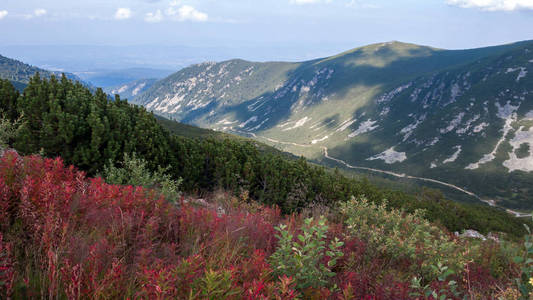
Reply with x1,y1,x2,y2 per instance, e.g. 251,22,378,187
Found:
0,54,85,90
133,40,533,210
76,68,173,88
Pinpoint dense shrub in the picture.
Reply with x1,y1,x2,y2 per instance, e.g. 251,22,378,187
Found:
103,152,182,204
341,196,465,280
0,115,18,150
269,217,343,291
0,151,522,299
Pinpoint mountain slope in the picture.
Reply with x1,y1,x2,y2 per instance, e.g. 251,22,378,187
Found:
135,40,533,210
105,78,157,100
78,67,174,88
0,54,85,90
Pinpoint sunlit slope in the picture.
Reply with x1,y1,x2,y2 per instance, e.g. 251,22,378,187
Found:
135,40,533,209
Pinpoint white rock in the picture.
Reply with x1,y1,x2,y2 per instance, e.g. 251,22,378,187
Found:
466,102,519,170
473,122,489,133
336,118,357,132
348,119,379,138
367,147,407,164
443,146,462,164
503,126,533,172
459,230,486,241
238,116,258,128
440,113,465,134
311,136,329,144
282,117,311,131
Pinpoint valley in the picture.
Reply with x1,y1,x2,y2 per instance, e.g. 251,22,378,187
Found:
231,124,532,217
2,1,533,298
132,40,533,211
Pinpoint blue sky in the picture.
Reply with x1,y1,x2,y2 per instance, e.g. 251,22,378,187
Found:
0,0,532,63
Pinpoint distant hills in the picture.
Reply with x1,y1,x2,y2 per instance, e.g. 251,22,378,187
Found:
77,68,174,88
133,40,533,210
0,54,85,90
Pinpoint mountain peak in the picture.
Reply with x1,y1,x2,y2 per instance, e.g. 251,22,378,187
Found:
135,39,533,211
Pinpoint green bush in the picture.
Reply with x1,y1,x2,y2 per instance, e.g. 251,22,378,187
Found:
269,217,343,290
193,269,241,300
0,115,19,150
513,218,533,298
103,153,182,203
340,196,465,280
410,262,462,299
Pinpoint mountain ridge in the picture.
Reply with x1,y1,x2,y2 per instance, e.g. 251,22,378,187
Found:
129,40,533,210
0,54,86,90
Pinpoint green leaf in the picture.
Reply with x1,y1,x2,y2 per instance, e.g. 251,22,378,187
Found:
514,256,525,264
448,280,456,286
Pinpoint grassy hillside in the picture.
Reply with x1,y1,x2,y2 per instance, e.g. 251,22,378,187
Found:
134,40,533,210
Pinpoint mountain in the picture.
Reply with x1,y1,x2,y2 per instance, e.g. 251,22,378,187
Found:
2,74,528,238
134,40,533,211
76,68,174,88
0,54,85,90
105,78,158,100
1,74,529,299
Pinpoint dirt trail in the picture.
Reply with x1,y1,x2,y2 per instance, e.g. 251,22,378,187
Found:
229,129,531,218
322,147,531,218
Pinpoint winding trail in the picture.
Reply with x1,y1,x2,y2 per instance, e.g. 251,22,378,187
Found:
322,147,531,218
232,130,311,148
229,128,531,218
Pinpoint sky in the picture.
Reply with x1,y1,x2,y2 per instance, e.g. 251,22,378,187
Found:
0,0,532,68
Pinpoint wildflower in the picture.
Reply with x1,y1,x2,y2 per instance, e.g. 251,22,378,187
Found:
529,277,533,286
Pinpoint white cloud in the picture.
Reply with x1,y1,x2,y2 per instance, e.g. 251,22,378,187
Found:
447,0,533,11
145,9,163,22
20,8,47,19
166,5,208,22
114,8,132,20
290,0,333,4
0,10,7,20
346,0,380,8
34,8,47,17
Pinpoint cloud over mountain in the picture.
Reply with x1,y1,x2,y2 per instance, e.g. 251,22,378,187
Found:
447,0,533,11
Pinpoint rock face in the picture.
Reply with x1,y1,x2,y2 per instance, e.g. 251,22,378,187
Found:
135,40,533,210
456,230,500,242
457,230,487,241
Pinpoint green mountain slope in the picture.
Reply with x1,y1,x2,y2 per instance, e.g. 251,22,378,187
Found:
134,40,533,210
0,54,84,90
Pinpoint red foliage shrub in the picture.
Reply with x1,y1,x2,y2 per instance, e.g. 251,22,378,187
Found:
137,254,206,299
0,233,15,298
0,152,518,299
